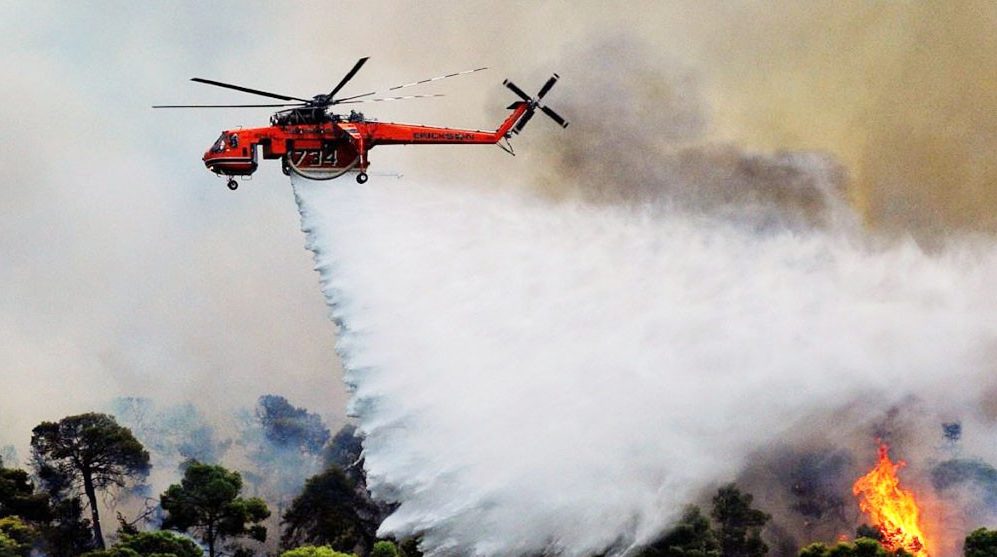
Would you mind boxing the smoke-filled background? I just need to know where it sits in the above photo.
[2,2,997,556]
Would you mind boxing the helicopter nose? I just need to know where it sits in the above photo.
[202,145,223,169]
[202,138,257,177]
[203,150,223,174]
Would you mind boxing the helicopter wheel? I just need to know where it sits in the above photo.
[226,179,239,191]
[356,172,368,184]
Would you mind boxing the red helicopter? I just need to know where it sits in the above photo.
[155,57,568,190]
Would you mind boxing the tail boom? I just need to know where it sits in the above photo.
[368,101,530,146]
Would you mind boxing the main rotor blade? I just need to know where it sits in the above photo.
[503,79,532,102]
[336,66,488,103]
[332,91,377,103]
[540,105,569,128]
[153,103,305,108]
[537,74,559,99]
[190,78,309,102]
[328,57,370,99]
[337,94,445,104]
[389,66,488,91]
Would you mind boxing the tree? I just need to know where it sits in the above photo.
[797,538,911,557]
[398,537,423,557]
[77,549,140,557]
[637,506,720,557]
[784,450,851,538]
[798,542,830,557]
[964,528,997,557]
[372,540,401,557]
[39,497,95,557]
[246,396,331,504]
[711,484,770,557]
[0,463,50,556]
[281,466,381,555]
[81,530,202,557]
[324,425,365,484]
[160,461,270,557]
[30,413,150,549]
[280,545,356,557]
[30,452,96,556]
[0,517,36,557]
[0,465,49,522]
[0,532,22,557]
[855,525,882,542]
[256,395,331,453]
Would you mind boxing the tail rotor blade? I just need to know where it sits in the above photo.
[514,108,536,134]
[503,79,532,102]
[540,105,569,128]
[537,74,559,99]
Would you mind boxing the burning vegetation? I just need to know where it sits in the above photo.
[852,444,929,557]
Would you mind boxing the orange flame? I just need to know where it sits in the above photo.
[852,443,929,557]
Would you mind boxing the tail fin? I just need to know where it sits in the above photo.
[495,101,531,139]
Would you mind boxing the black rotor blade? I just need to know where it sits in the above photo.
[153,103,305,108]
[333,91,377,103]
[537,74,559,99]
[540,105,569,128]
[328,57,370,100]
[514,108,536,134]
[190,78,309,102]
[503,79,532,102]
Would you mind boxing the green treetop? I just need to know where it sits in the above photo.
[160,461,269,557]
[798,537,912,557]
[711,484,771,557]
[281,545,356,557]
[0,516,36,557]
[636,506,720,557]
[81,530,203,557]
[281,466,380,555]
[964,528,997,557]
[0,464,49,522]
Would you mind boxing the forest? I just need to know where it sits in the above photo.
[1,396,994,557]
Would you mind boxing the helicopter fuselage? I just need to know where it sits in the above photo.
[203,104,529,181]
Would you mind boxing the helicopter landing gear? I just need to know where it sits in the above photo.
[356,172,368,184]
[226,179,239,191]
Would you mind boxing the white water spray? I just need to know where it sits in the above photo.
[292,176,997,556]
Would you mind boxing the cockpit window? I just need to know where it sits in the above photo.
[229,134,239,148]
[211,134,227,153]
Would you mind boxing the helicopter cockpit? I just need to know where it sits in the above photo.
[210,134,226,153]
[209,133,239,153]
